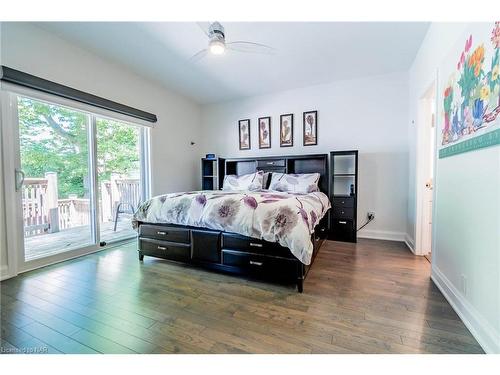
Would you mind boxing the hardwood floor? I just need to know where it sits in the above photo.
[0,239,484,354]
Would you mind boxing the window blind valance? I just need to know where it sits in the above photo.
[0,66,157,124]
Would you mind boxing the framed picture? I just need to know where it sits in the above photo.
[238,119,251,150]
[303,110,318,146]
[280,113,294,147]
[258,116,271,149]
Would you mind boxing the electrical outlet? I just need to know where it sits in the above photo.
[367,212,375,220]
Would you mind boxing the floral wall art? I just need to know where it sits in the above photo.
[238,119,251,150]
[258,116,271,149]
[280,114,294,147]
[439,22,500,158]
[303,111,318,146]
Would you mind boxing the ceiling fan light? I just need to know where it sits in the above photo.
[209,40,226,55]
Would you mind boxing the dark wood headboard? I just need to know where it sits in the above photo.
[223,154,329,195]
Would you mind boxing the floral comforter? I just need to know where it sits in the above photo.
[132,190,331,265]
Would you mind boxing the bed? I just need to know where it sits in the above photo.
[133,154,330,292]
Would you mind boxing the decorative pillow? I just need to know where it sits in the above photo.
[222,171,264,191]
[269,172,320,193]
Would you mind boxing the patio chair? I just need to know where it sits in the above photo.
[113,201,136,231]
[113,178,140,231]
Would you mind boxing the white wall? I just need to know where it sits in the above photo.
[0,22,202,279]
[409,23,500,353]
[201,72,410,241]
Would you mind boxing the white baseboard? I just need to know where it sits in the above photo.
[431,265,500,354]
[404,234,416,254]
[357,229,406,242]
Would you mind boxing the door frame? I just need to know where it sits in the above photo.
[1,90,22,279]
[415,77,438,257]
[1,90,102,274]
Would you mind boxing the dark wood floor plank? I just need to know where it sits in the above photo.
[70,329,136,354]
[1,282,157,332]
[20,322,97,354]
[1,287,210,354]
[1,290,160,353]
[1,319,63,354]
[3,300,82,337]
[0,238,484,354]
[1,306,35,329]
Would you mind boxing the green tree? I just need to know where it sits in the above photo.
[18,97,140,199]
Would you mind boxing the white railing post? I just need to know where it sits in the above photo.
[45,172,59,233]
[110,173,120,221]
[68,194,77,227]
[101,181,112,223]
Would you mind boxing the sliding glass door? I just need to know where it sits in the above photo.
[2,90,150,272]
[18,96,96,261]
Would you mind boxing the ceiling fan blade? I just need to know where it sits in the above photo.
[226,41,275,55]
[196,22,211,37]
[189,49,208,63]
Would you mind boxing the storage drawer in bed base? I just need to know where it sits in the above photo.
[221,233,294,258]
[139,224,190,243]
[139,238,190,262]
[221,249,298,280]
[137,223,317,292]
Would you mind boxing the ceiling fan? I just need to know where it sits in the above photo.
[190,22,275,62]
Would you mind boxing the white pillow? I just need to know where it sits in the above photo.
[222,171,264,191]
[269,172,320,193]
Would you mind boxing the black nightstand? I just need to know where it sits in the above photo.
[201,157,225,190]
[329,150,358,242]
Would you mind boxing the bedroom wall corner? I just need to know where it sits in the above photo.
[408,22,500,354]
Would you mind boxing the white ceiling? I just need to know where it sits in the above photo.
[37,22,430,104]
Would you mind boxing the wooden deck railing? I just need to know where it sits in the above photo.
[57,198,91,230]
[22,172,140,237]
[22,177,49,237]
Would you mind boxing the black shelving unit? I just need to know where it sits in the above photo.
[329,150,358,242]
[201,158,225,190]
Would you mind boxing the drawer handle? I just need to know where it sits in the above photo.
[267,162,274,165]
[341,201,345,204]
[339,221,347,225]
[157,231,167,235]
[249,242,263,248]
[249,260,263,266]
[157,246,167,250]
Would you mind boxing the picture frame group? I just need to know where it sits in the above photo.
[238,111,318,150]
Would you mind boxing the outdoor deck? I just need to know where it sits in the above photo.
[25,216,136,261]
